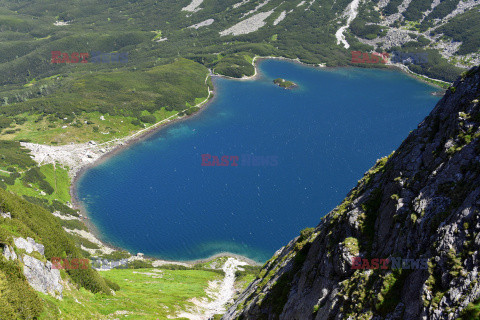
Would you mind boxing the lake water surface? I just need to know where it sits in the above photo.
[77,60,440,262]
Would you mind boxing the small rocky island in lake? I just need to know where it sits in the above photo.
[273,78,297,89]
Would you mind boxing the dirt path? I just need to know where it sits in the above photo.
[177,258,248,320]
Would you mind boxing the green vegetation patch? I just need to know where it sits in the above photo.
[0,140,36,169]
[460,297,480,320]
[212,53,255,78]
[0,59,210,144]
[374,270,410,315]
[4,164,72,205]
[38,263,251,319]
[383,0,404,15]
[434,9,480,55]
[403,0,434,21]
[425,0,460,21]
[0,258,43,319]
[273,78,297,89]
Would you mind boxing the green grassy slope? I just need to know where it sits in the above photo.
[40,267,222,319]
[0,187,115,317]
[0,58,210,144]
[40,261,258,319]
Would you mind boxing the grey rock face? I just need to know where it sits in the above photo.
[22,254,63,297]
[8,237,62,297]
[225,66,480,320]
[14,237,45,255]
[2,245,17,261]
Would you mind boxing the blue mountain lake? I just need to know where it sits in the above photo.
[76,59,440,262]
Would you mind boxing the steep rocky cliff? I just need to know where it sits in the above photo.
[224,66,480,320]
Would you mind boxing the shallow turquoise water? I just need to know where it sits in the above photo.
[77,60,440,262]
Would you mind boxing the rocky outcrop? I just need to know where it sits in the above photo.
[5,237,63,298]
[14,237,45,255]
[2,244,17,261]
[22,254,63,297]
[224,66,480,319]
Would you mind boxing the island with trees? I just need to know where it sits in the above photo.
[273,78,297,89]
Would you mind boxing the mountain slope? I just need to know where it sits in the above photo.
[223,65,480,319]
[0,188,115,318]
[0,0,477,149]
[0,0,476,89]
